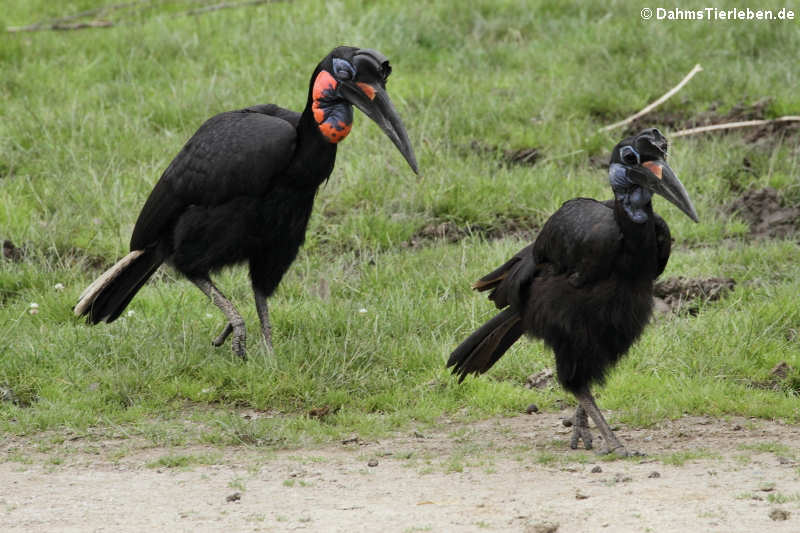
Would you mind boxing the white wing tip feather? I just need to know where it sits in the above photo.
[74,250,145,318]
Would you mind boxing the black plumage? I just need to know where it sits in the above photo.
[75,47,418,358]
[448,129,698,454]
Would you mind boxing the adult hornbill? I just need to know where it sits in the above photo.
[447,129,698,455]
[75,46,418,358]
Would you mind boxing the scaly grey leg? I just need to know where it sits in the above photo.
[190,276,246,359]
[575,386,627,456]
[569,404,593,450]
[253,286,273,352]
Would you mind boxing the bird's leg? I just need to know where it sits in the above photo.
[569,404,593,450]
[252,286,273,352]
[211,323,233,347]
[190,276,247,359]
[574,386,627,456]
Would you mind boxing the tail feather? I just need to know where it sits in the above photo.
[472,255,521,292]
[472,243,536,309]
[74,249,163,323]
[448,308,523,382]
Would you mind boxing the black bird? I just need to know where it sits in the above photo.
[447,129,697,455]
[75,46,418,358]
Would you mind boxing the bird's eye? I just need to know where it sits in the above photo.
[332,58,355,81]
[620,146,640,165]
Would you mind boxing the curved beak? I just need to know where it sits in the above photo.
[339,81,418,174]
[636,160,699,222]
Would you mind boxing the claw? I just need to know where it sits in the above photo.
[212,323,233,347]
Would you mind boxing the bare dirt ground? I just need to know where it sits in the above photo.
[3,412,800,532]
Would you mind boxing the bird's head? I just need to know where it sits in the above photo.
[609,128,698,224]
[308,46,418,173]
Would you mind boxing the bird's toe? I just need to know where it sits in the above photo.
[230,324,247,360]
[570,424,593,450]
[212,323,233,347]
[597,445,643,458]
[232,338,247,359]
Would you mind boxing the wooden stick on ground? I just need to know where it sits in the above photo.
[7,1,143,32]
[6,0,279,33]
[183,0,275,16]
[672,116,800,137]
[600,64,703,133]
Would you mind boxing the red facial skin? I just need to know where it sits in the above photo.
[642,160,663,179]
[312,70,337,101]
[311,71,352,144]
[356,82,376,100]
[317,120,352,142]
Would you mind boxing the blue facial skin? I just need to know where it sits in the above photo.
[316,95,354,131]
[332,58,356,80]
[609,162,653,224]
[316,59,356,133]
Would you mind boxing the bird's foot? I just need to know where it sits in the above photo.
[211,321,246,359]
[595,443,645,458]
[570,423,594,450]
[598,444,628,457]
[212,323,233,347]
[572,387,644,458]
[567,406,592,450]
[231,331,247,359]
[230,323,247,360]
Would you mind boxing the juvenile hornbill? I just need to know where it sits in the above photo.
[447,129,698,455]
[75,46,418,358]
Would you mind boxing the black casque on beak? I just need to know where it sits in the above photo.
[337,50,418,174]
[629,159,699,222]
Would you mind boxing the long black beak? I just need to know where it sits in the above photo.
[636,160,699,222]
[339,81,418,174]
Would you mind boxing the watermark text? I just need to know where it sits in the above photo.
[640,7,795,21]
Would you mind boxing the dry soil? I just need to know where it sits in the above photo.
[3,412,800,532]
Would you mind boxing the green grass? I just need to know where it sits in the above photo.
[1,0,799,450]
[737,442,794,456]
[146,452,222,469]
[767,492,800,505]
[660,449,721,466]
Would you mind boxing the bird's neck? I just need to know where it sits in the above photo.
[280,69,357,189]
[613,198,659,279]
[281,109,338,189]
[615,199,654,234]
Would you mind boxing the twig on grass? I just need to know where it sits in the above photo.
[6,1,144,32]
[183,0,276,16]
[50,21,116,31]
[599,64,703,132]
[672,116,800,137]
[6,0,280,33]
